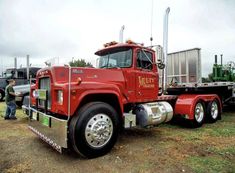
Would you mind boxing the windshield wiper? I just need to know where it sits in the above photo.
[99,65,107,68]
[106,66,120,69]
[100,64,120,69]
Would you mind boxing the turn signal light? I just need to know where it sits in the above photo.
[126,39,135,44]
[77,77,82,85]
[103,41,118,47]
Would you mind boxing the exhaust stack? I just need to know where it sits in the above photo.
[215,55,217,64]
[119,25,125,43]
[26,55,30,80]
[220,54,223,66]
[14,57,18,78]
[163,7,170,94]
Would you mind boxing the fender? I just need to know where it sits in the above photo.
[70,82,125,116]
[174,94,222,120]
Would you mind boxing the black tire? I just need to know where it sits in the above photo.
[0,89,5,101]
[191,100,205,128]
[206,99,221,123]
[69,102,119,158]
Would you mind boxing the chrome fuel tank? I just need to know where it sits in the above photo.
[135,101,173,127]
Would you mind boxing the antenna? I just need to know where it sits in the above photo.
[150,0,154,46]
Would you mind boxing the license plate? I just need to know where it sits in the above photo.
[42,115,50,127]
[32,112,38,120]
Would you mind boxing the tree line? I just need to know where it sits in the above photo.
[69,58,93,67]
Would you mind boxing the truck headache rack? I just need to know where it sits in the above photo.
[28,89,68,153]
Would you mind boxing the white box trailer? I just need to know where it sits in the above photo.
[158,48,201,85]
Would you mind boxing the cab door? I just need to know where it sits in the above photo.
[135,49,158,102]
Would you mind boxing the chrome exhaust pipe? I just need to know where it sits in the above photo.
[163,7,170,94]
[119,25,125,43]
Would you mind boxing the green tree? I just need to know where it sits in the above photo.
[69,58,93,67]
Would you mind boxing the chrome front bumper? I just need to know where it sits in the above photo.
[26,107,68,153]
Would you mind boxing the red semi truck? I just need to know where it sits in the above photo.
[23,8,225,158]
[24,40,222,158]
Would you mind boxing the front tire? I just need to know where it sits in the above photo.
[191,101,205,128]
[69,102,119,158]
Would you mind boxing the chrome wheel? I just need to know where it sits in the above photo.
[207,100,220,123]
[211,101,219,119]
[195,103,204,123]
[85,114,113,148]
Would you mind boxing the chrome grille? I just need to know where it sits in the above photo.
[39,77,51,109]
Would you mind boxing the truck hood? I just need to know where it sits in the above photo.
[46,67,126,86]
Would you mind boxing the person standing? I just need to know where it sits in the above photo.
[4,79,19,120]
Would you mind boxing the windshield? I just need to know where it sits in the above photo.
[98,48,132,68]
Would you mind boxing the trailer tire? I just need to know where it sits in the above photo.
[206,99,220,123]
[191,101,205,128]
[69,102,119,158]
[0,89,5,101]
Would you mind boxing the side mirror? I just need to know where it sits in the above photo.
[155,45,165,69]
[31,79,36,84]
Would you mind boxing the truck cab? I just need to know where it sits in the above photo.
[96,41,159,102]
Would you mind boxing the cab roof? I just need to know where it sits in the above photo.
[95,43,154,56]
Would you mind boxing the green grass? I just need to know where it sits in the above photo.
[184,113,235,173]
[206,146,235,158]
[0,102,25,118]
[0,102,6,117]
[187,156,235,173]
[0,102,27,139]
[208,126,235,137]
[157,112,235,172]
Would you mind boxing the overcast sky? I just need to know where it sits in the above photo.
[0,0,234,77]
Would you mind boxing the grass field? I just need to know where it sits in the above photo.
[0,102,235,173]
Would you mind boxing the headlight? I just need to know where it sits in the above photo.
[57,90,63,105]
[32,90,38,98]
